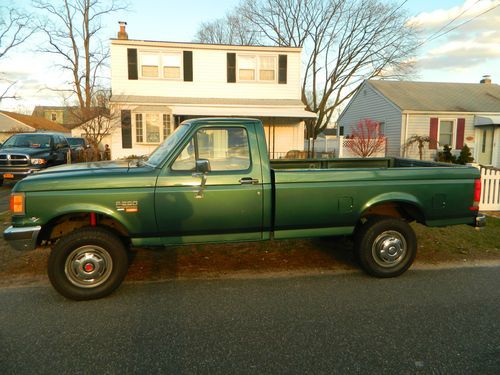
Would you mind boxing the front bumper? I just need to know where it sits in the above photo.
[0,167,43,181]
[3,225,42,251]
[475,214,486,228]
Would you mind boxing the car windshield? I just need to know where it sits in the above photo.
[67,138,85,146]
[145,124,191,167]
[2,134,52,149]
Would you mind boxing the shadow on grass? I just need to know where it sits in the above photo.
[125,236,358,282]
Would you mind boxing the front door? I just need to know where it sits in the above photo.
[155,124,264,242]
[478,127,494,165]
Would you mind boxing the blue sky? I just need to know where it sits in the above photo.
[1,0,499,112]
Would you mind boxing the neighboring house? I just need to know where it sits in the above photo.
[0,111,69,142]
[109,22,315,159]
[338,78,500,167]
[32,106,82,128]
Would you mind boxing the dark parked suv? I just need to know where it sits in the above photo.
[0,133,70,184]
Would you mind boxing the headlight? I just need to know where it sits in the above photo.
[31,158,47,165]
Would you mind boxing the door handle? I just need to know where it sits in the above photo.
[239,177,259,185]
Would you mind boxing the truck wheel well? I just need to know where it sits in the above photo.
[360,202,425,224]
[39,213,130,245]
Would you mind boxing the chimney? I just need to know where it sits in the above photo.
[480,75,492,84]
[117,21,128,40]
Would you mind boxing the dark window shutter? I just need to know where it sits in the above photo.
[227,53,236,83]
[429,117,438,149]
[183,51,193,82]
[456,118,465,149]
[121,110,132,149]
[127,48,138,80]
[278,54,287,84]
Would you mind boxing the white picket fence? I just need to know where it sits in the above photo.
[480,166,500,211]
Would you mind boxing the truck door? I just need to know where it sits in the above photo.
[155,123,264,241]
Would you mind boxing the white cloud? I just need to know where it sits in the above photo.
[411,0,500,74]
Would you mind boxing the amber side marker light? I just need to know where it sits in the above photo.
[10,193,25,215]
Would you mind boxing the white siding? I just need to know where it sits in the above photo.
[338,83,402,157]
[109,108,305,160]
[111,43,301,100]
[262,118,304,157]
[405,114,475,161]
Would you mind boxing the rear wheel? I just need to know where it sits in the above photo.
[355,217,417,278]
[48,227,128,300]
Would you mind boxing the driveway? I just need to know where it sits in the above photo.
[0,181,13,213]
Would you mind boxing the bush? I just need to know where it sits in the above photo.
[436,145,456,163]
[456,144,474,165]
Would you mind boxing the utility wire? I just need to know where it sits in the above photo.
[417,0,500,47]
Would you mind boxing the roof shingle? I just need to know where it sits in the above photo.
[368,80,500,112]
[0,111,68,132]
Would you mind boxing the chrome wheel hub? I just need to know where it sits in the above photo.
[65,245,113,288]
[372,230,407,267]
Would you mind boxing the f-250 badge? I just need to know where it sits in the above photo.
[116,200,138,213]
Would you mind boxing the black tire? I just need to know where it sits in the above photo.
[354,217,417,278]
[48,227,129,300]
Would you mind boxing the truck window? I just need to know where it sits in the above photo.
[172,127,251,171]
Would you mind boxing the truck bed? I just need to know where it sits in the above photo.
[269,157,479,239]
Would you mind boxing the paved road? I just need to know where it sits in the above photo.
[1,267,499,374]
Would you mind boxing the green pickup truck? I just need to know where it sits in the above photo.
[4,118,485,300]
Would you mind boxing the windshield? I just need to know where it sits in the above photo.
[67,138,85,146]
[2,134,52,149]
[146,124,191,167]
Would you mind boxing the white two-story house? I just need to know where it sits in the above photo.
[108,23,315,159]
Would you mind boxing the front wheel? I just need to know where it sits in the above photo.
[355,217,417,278]
[48,227,129,300]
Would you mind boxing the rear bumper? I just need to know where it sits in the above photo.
[3,225,41,251]
[475,214,486,228]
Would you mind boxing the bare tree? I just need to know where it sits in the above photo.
[234,0,418,140]
[194,10,261,45]
[345,119,385,158]
[0,6,37,102]
[404,135,431,160]
[33,0,125,115]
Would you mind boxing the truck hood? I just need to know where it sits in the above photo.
[36,160,135,174]
[13,160,159,192]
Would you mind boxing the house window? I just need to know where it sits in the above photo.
[163,114,173,139]
[51,112,57,121]
[238,55,256,81]
[259,56,276,81]
[135,114,143,142]
[238,55,277,82]
[145,113,161,143]
[439,120,454,147]
[482,129,487,153]
[134,113,173,144]
[140,54,159,77]
[140,52,182,79]
[162,53,181,79]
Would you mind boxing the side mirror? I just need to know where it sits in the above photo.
[195,159,211,174]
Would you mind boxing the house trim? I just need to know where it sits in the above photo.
[111,38,302,53]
